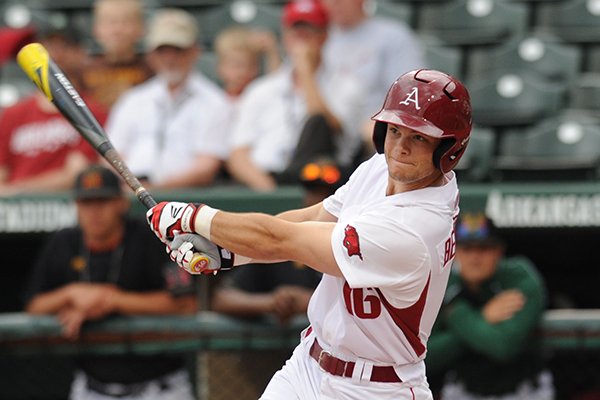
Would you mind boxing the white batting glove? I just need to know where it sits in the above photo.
[168,233,235,275]
[146,201,201,242]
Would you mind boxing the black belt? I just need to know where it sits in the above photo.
[309,339,402,383]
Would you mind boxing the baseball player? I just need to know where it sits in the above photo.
[147,69,472,399]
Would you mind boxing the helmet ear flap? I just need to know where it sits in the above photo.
[373,121,387,154]
[433,138,456,170]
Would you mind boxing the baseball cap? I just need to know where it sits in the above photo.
[282,0,329,29]
[145,8,198,52]
[74,165,123,200]
[455,213,504,246]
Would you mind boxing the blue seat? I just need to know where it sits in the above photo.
[493,112,600,181]
[417,0,529,45]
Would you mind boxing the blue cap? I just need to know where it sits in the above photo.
[455,212,503,246]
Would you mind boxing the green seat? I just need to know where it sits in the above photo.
[422,38,463,79]
[535,0,600,43]
[417,0,529,45]
[195,50,219,84]
[193,1,283,50]
[467,33,582,85]
[455,126,495,182]
[467,72,566,126]
[586,45,600,73]
[569,73,600,117]
[493,112,600,181]
[365,0,414,26]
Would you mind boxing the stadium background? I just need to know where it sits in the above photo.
[0,0,599,399]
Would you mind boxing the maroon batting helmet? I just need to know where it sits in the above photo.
[372,69,472,173]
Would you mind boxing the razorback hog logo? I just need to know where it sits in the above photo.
[343,225,363,260]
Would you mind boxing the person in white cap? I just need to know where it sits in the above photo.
[106,8,232,189]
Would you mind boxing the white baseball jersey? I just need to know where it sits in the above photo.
[309,153,459,379]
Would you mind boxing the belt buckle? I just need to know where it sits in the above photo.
[317,349,332,371]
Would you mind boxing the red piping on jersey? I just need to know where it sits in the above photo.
[375,273,431,357]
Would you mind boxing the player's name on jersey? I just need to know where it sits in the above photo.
[0,199,76,233]
[486,190,600,228]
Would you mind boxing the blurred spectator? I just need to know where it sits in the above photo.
[0,27,105,196]
[82,0,153,109]
[106,8,232,189]
[214,25,281,103]
[212,262,321,325]
[226,0,365,194]
[321,0,425,155]
[24,165,197,400]
[426,212,554,399]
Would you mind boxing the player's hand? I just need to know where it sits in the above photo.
[146,201,201,242]
[168,233,234,275]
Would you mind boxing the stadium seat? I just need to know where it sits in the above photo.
[568,73,600,117]
[467,72,566,126]
[364,0,414,27]
[493,112,600,181]
[417,0,529,46]
[534,0,600,43]
[422,35,464,79]
[193,1,283,50]
[195,50,219,84]
[454,126,495,182]
[586,45,600,73]
[466,33,582,85]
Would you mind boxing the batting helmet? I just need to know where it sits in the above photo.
[372,69,472,173]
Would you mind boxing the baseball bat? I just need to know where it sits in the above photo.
[16,42,155,208]
[16,43,209,272]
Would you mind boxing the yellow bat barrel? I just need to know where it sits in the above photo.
[16,43,53,101]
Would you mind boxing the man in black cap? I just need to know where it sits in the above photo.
[25,164,197,399]
[426,212,554,400]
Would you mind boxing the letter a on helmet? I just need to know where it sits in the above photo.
[371,69,472,173]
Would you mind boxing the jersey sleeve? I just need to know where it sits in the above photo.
[323,157,372,217]
[330,213,430,307]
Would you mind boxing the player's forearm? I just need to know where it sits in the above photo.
[206,211,291,262]
[194,208,342,276]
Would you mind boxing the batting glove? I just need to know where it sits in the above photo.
[146,201,202,242]
[168,233,235,275]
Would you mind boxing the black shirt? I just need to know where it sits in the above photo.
[25,217,193,384]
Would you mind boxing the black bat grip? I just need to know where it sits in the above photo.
[138,190,157,209]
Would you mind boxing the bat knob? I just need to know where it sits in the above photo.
[188,253,211,274]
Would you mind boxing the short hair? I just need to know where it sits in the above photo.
[93,0,144,22]
[214,26,261,60]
